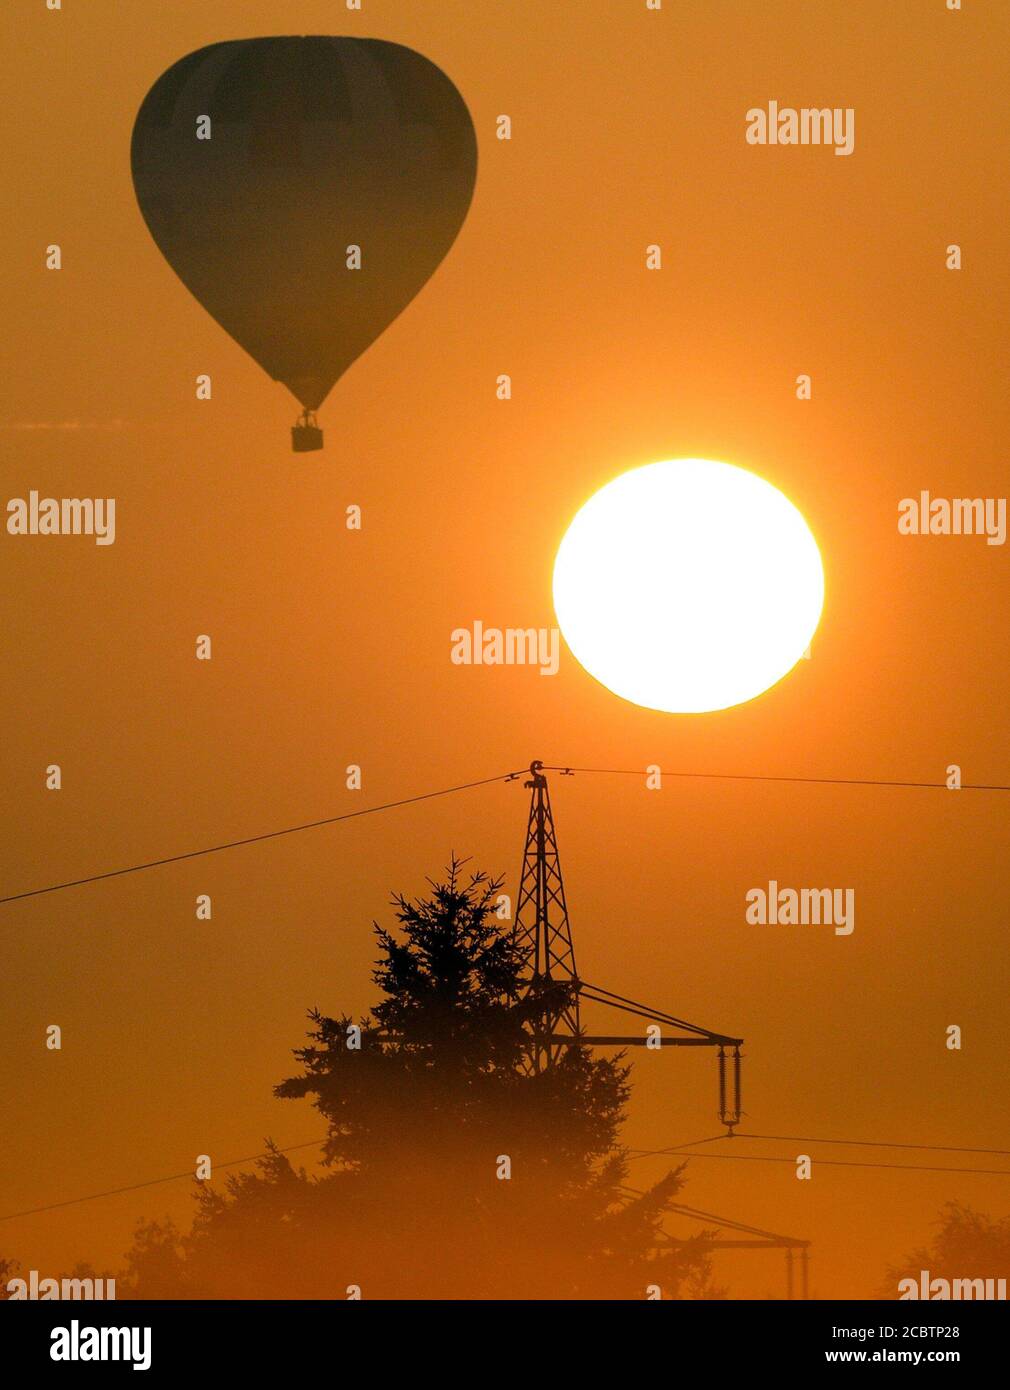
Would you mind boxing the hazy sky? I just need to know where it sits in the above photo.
[2,0,1008,1298]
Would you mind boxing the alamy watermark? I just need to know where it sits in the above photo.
[898,492,1006,545]
[899,1271,1007,1300]
[5,491,116,545]
[6,1270,116,1300]
[450,621,560,676]
[746,102,855,157]
[746,881,855,936]
[50,1320,151,1372]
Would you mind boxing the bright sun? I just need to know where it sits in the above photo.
[552,458,824,714]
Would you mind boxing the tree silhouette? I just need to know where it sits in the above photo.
[884,1202,1010,1297]
[0,1258,19,1300]
[122,860,716,1299]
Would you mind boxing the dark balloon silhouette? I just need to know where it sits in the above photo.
[131,37,477,452]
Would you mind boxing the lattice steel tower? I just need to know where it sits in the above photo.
[508,758,744,1125]
[512,760,580,1068]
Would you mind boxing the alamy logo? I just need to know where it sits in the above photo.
[898,492,1006,546]
[746,102,855,156]
[6,1270,115,1300]
[5,491,116,545]
[450,621,560,676]
[899,1270,1007,1300]
[746,881,855,936]
[50,1319,151,1371]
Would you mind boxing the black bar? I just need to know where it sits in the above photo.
[3,1297,1002,1376]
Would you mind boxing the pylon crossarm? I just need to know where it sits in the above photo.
[666,1201,809,1247]
[661,1237,800,1250]
[547,1034,728,1047]
[579,985,740,1045]
[578,979,739,1040]
[620,1191,810,1265]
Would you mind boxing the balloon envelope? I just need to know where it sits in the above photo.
[131,37,477,414]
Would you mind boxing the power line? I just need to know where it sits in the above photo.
[541,765,1010,793]
[11,1117,1005,1228]
[0,1138,327,1224]
[625,1134,727,1157]
[7,758,1005,908]
[627,1151,1010,1177]
[627,1134,1010,1159]
[733,1133,1010,1158]
[0,770,524,906]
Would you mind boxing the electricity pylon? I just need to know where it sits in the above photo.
[660,1202,811,1299]
[512,760,580,1069]
[511,759,744,1130]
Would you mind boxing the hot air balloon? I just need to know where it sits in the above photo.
[131,37,477,452]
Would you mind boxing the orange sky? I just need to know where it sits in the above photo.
[2,0,1009,1298]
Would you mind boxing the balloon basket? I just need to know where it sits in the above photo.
[292,411,324,453]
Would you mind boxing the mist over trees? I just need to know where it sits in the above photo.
[884,1203,1010,1299]
[7,871,1005,1298]
[0,1258,19,1300]
[118,861,718,1299]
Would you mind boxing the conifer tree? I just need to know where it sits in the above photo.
[122,861,716,1299]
